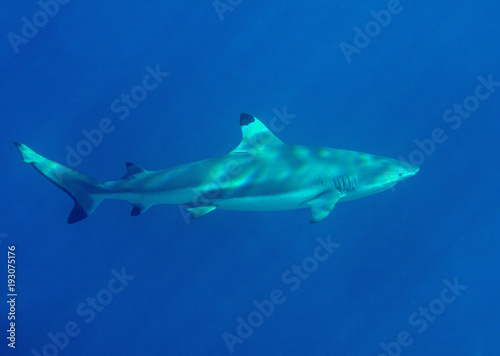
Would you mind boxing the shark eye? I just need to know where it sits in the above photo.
[398,171,404,177]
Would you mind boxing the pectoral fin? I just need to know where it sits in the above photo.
[307,191,343,223]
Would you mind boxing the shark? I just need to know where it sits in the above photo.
[14,113,419,224]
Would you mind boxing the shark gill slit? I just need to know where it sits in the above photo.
[333,175,358,193]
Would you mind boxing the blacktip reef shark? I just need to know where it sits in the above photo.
[14,113,419,224]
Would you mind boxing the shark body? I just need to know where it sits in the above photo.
[15,113,419,224]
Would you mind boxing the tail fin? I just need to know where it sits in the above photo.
[14,142,104,224]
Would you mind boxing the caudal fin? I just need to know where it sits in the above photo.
[14,142,104,224]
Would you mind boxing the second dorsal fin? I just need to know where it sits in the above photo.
[122,162,147,179]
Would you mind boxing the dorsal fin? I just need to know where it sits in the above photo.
[122,162,147,179]
[231,113,284,153]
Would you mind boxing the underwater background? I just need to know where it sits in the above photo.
[1,1,500,355]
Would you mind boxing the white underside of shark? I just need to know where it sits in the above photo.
[15,113,419,224]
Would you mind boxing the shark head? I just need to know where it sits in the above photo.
[363,157,419,191]
[396,160,420,181]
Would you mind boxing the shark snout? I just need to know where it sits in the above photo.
[399,162,420,180]
[409,164,420,177]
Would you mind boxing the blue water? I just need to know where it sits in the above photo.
[1,1,500,355]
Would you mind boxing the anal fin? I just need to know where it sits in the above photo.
[130,204,151,216]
